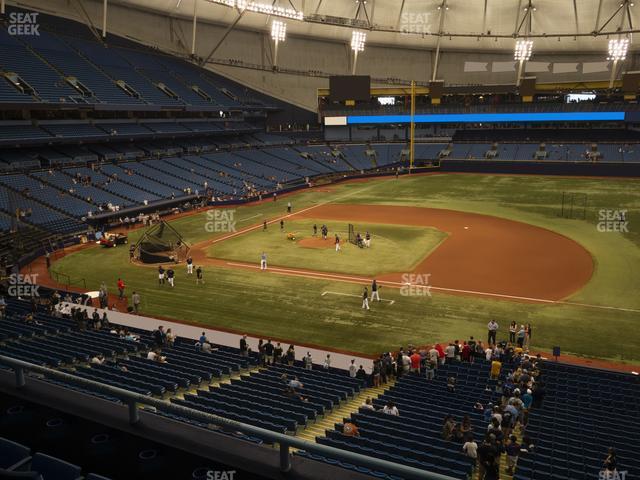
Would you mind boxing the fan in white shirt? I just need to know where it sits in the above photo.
[463,439,478,459]
[349,359,357,378]
[361,397,375,410]
[382,401,399,416]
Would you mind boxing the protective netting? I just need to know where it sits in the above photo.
[134,221,190,264]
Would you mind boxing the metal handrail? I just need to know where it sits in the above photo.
[48,270,87,289]
[0,354,458,480]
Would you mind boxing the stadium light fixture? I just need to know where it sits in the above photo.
[208,0,304,21]
[350,30,366,75]
[271,20,286,69]
[351,30,366,52]
[608,38,629,61]
[514,39,533,61]
[271,20,286,42]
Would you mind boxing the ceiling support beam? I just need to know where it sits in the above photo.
[396,0,406,29]
[191,0,198,55]
[203,7,246,65]
[482,0,488,34]
[626,1,634,29]
[596,2,626,34]
[102,0,108,38]
[594,0,604,32]
[513,0,523,34]
[431,0,448,82]
[572,0,579,36]
[354,0,371,28]
[515,0,534,37]
[71,0,103,43]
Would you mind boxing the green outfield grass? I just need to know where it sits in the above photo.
[206,219,447,276]
[50,173,640,363]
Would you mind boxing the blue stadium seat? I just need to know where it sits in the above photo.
[0,437,31,470]
[30,453,82,480]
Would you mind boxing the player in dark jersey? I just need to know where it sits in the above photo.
[196,266,204,284]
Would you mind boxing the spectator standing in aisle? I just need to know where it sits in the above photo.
[303,351,313,369]
[349,359,357,378]
[487,320,499,345]
[131,291,141,313]
[264,339,275,365]
[240,335,248,357]
[323,354,331,369]
[509,321,517,343]
[274,342,283,363]
[286,344,296,366]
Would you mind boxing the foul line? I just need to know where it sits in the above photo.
[322,290,395,305]
[239,213,263,221]
[207,182,380,247]
[224,261,640,314]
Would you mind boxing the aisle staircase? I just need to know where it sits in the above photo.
[297,379,394,442]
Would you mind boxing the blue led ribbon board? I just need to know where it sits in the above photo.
[346,111,626,124]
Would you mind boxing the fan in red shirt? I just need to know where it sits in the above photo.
[461,342,471,362]
[435,344,446,365]
[343,421,359,437]
[117,278,126,299]
[410,351,421,373]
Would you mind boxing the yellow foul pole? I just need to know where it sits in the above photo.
[409,80,416,171]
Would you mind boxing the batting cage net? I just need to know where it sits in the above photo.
[134,221,190,264]
[348,224,357,245]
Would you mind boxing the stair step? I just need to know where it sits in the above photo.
[295,379,397,443]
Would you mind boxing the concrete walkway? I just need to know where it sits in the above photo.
[68,303,374,371]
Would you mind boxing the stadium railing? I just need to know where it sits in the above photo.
[0,354,457,480]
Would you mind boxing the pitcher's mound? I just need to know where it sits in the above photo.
[298,237,334,249]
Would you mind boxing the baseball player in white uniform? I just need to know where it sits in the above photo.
[362,287,370,310]
[371,279,381,302]
[260,252,267,270]
[335,234,341,252]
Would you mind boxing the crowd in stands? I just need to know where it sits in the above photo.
[1,289,635,480]
[322,319,548,479]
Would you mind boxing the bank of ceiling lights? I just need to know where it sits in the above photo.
[209,0,303,20]
[351,30,366,52]
[608,38,630,61]
[514,39,533,61]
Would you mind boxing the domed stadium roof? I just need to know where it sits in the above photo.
[128,0,637,53]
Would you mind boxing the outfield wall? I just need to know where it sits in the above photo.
[440,160,640,177]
